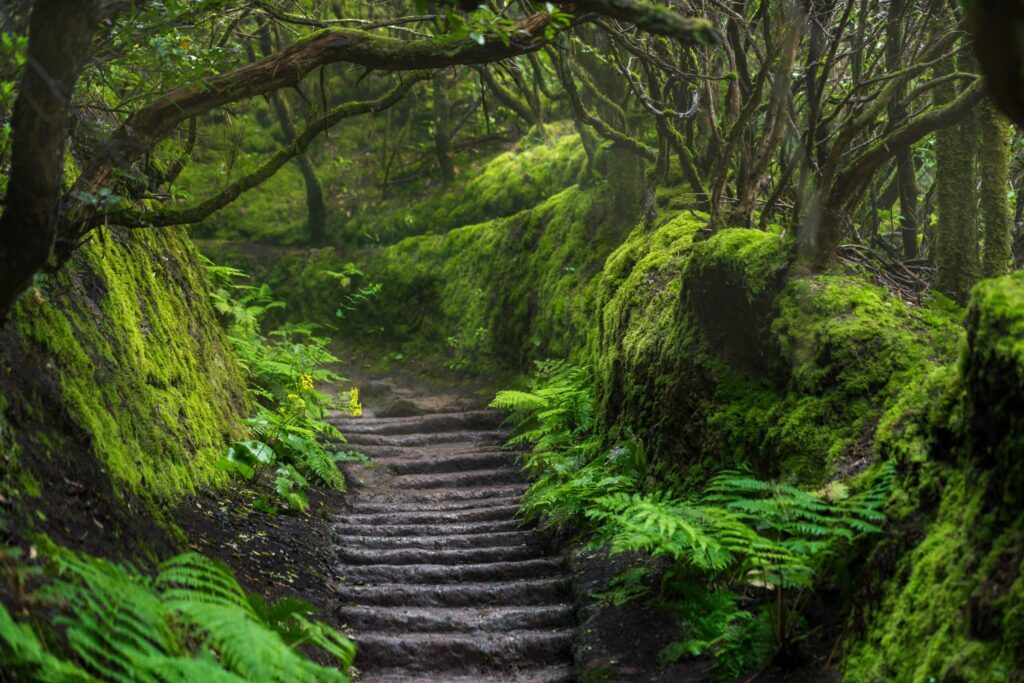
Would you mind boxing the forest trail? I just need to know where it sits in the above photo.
[328,403,576,683]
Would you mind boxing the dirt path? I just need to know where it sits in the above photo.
[328,405,576,682]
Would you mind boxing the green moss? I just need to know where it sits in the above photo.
[341,122,586,246]
[9,229,249,509]
[685,228,792,301]
[345,180,618,374]
[961,271,1024,471]
[844,468,1023,682]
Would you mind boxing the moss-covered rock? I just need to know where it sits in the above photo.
[0,228,249,552]
[840,273,1024,682]
[961,271,1024,472]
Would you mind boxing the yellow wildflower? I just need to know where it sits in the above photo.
[348,387,363,417]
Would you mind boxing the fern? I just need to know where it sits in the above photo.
[205,259,361,511]
[491,359,895,679]
[1,545,355,682]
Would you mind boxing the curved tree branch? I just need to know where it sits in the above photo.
[113,72,430,230]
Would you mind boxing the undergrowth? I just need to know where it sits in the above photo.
[0,542,354,681]
[492,361,893,679]
[205,260,366,512]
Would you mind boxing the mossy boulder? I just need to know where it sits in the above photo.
[962,271,1024,472]
[0,228,249,553]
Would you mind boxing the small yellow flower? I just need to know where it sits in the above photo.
[347,387,363,417]
[299,374,315,391]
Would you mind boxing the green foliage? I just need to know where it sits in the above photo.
[657,584,773,680]
[0,545,354,682]
[492,361,639,527]
[204,260,361,511]
[495,361,892,678]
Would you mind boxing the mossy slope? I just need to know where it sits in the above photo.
[341,123,586,246]
[338,178,630,373]
[0,228,249,552]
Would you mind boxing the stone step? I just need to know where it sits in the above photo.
[348,495,522,513]
[392,468,527,490]
[332,578,572,608]
[337,544,554,566]
[350,484,528,505]
[331,410,504,434]
[335,503,520,526]
[338,557,566,584]
[340,431,507,448]
[357,666,574,683]
[335,605,575,634]
[342,531,538,551]
[386,451,518,475]
[350,629,575,673]
[336,518,524,538]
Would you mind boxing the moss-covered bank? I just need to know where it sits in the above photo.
[0,228,249,554]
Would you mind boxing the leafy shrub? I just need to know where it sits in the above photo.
[205,260,363,511]
[0,543,354,681]
[492,361,893,679]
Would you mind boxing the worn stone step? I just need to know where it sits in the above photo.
[333,578,572,607]
[393,468,528,489]
[350,629,575,672]
[386,451,518,475]
[340,430,507,448]
[335,605,575,634]
[357,666,575,683]
[339,557,566,584]
[348,495,522,513]
[336,518,524,538]
[335,443,513,460]
[337,544,553,566]
[351,484,528,505]
[342,531,539,551]
[330,410,504,434]
[335,503,519,526]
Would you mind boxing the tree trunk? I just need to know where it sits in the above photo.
[886,0,919,259]
[0,0,100,321]
[979,98,1013,278]
[433,72,456,187]
[934,53,980,303]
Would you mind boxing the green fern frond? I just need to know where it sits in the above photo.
[2,546,355,683]
[156,553,253,613]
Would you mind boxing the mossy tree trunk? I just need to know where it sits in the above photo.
[978,98,1013,278]
[433,71,456,187]
[934,51,980,304]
